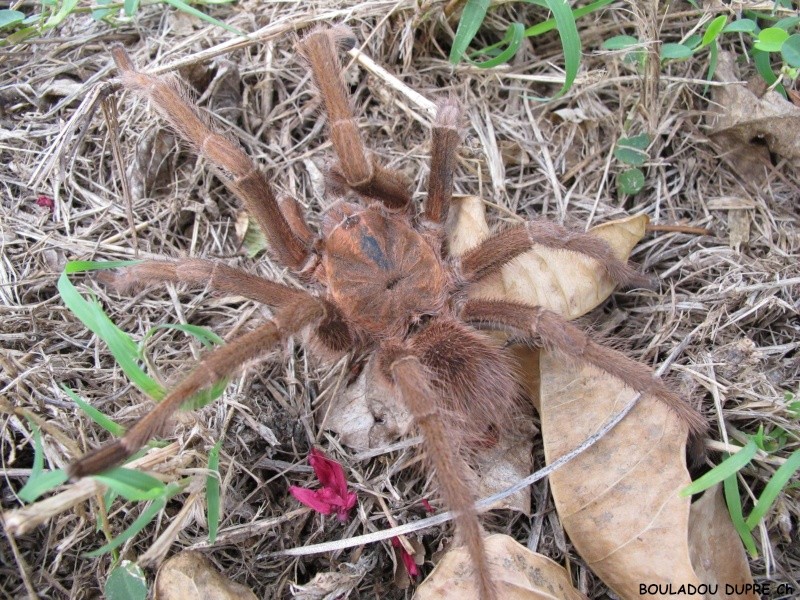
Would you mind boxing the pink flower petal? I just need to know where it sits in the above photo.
[309,448,349,497]
[391,536,419,578]
[288,486,334,515]
[420,498,435,513]
[36,196,54,211]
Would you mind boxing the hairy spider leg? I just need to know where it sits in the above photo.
[110,47,310,270]
[461,299,707,436]
[459,219,647,286]
[68,296,326,478]
[298,26,411,210]
[424,98,462,226]
[382,349,498,600]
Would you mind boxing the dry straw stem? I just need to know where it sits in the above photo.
[2,1,798,598]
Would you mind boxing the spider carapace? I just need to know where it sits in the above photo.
[67,25,706,600]
[321,204,448,335]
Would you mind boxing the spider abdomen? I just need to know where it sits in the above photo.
[323,207,448,336]
[410,319,521,445]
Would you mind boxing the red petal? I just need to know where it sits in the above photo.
[420,498,435,513]
[288,486,334,515]
[309,448,349,497]
[391,537,419,578]
[36,195,54,210]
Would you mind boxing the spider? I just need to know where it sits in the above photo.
[68,25,706,600]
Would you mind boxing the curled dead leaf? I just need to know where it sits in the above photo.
[414,534,587,600]
[689,485,758,600]
[155,551,257,600]
[709,51,800,185]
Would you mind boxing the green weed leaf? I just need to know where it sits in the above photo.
[0,9,25,29]
[602,35,638,50]
[105,561,147,600]
[754,27,790,53]
[723,19,758,34]
[661,43,692,61]
[781,34,800,67]
[616,168,645,196]
[700,15,727,49]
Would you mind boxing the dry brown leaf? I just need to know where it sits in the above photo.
[540,355,700,598]
[291,554,376,599]
[155,551,257,600]
[414,534,587,600]
[324,357,413,451]
[689,485,758,600]
[709,51,800,184]
[448,196,649,319]
[446,196,754,597]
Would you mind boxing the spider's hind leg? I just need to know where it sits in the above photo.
[461,299,708,437]
[297,27,411,210]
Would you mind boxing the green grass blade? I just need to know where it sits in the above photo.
[525,0,614,38]
[450,0,491,64]
[528,0,581,101]
[724,475,758,557]
[680,440,758,497]
[744,449,800,529]
[18,469,68,502]
[61,385,126,436]
[475,23,525,68]
[84,488,176,557]
[752,48,786,96]
[206,439,223,543]
[140,322,229,410]
[161,0,244,36]
[18,420,68,502]
[59,261,165,400]
[143,323,225,350]
[93,467,167,502]
[43,0,78,30]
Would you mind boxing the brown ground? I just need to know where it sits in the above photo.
[1,1,798,598]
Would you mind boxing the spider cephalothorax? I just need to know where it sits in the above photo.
[68,26,706,600]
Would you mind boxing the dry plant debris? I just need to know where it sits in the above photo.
[1,1,798,599]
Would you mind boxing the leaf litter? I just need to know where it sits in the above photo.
[1,1,798,599]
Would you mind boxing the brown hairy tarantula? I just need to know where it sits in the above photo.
[68,26,706,600]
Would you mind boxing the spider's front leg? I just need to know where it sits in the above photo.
[458,219,648,287]
[68,295,327,478]
[379,343,497,600]
[298,27,411,210]
[461,299,708,436]
[110,47,310,270]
